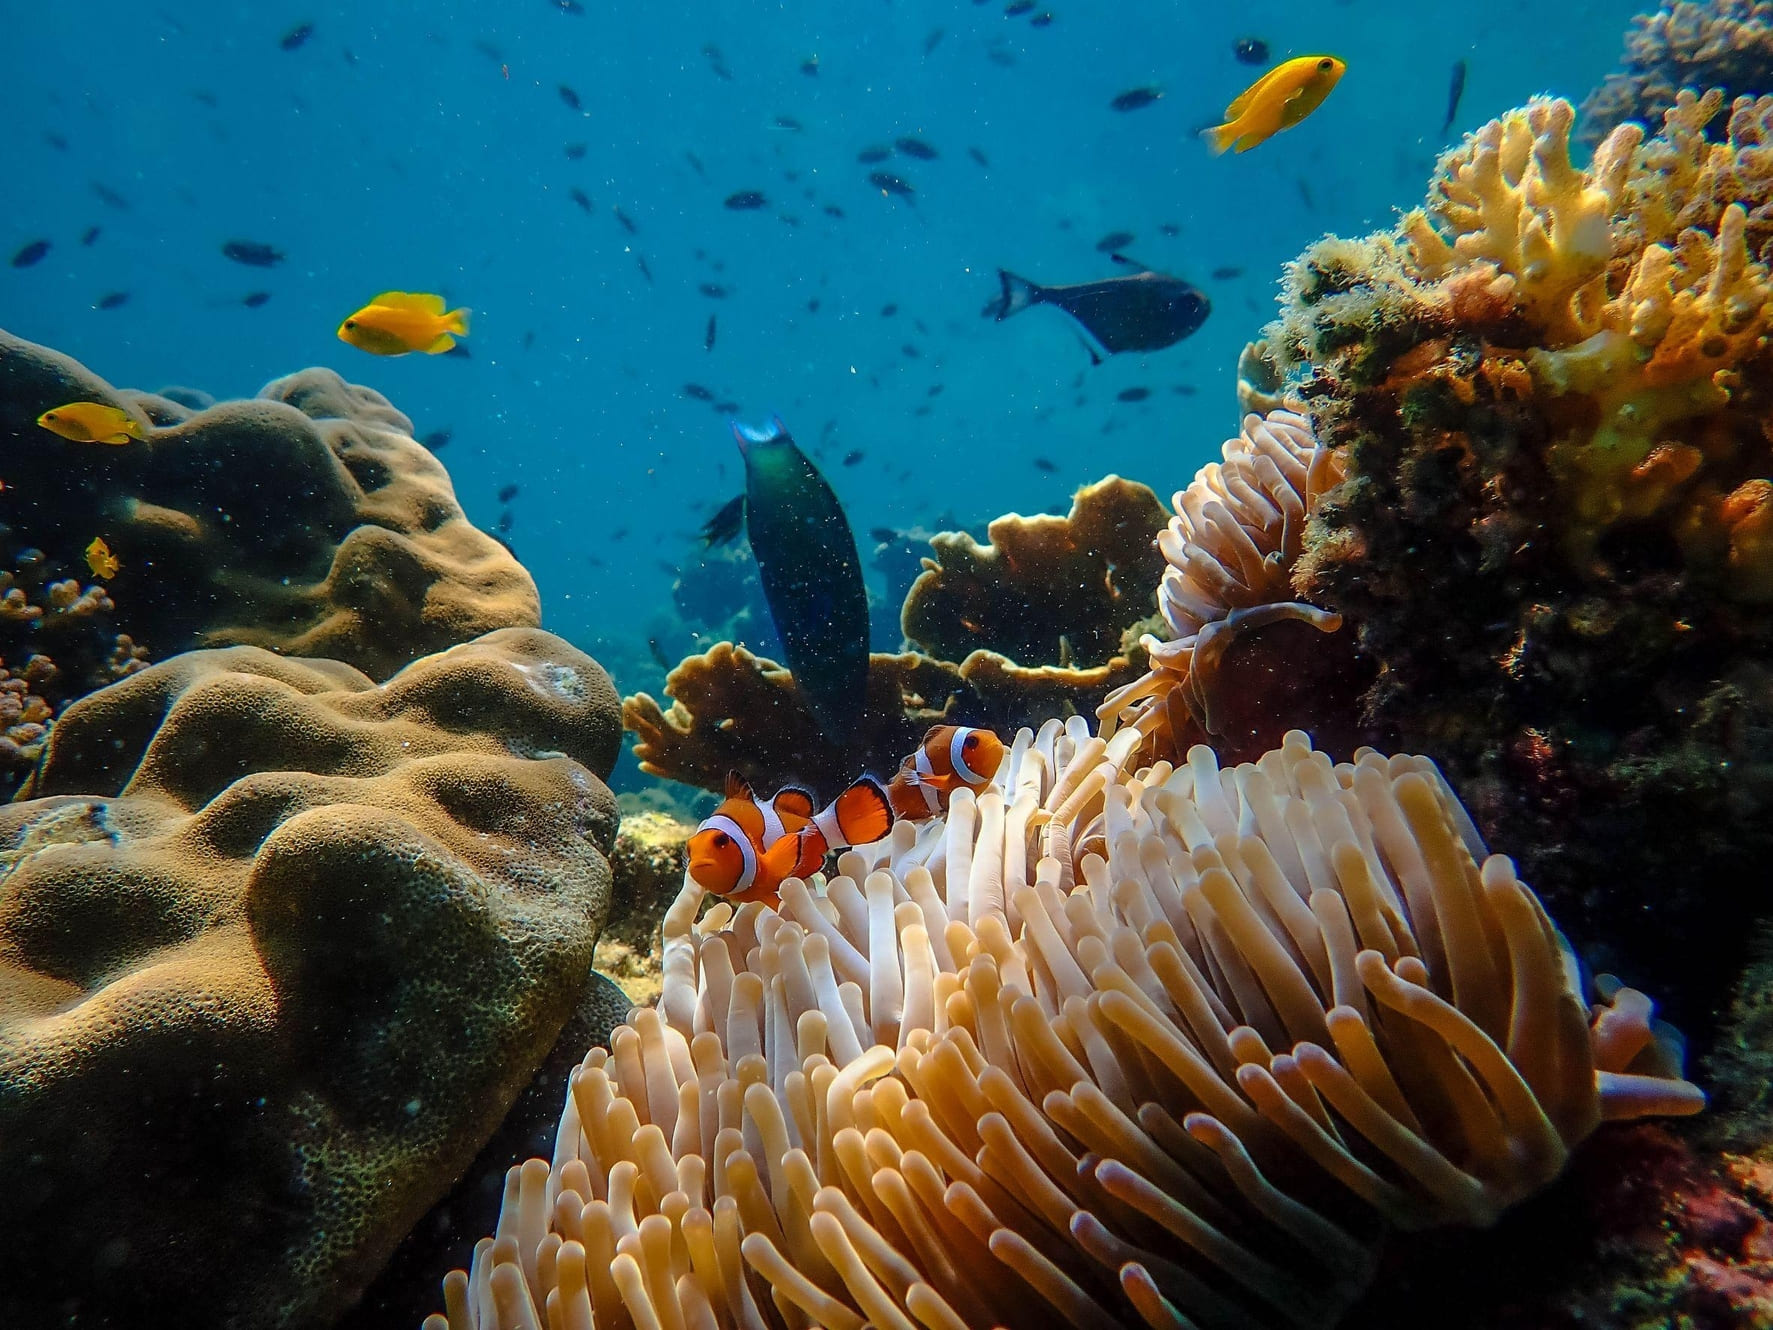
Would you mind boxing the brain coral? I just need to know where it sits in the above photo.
[428,718,1700,1330]
[0,328,538,681]
[1582,1,1773,145]
[0,626,621,1330]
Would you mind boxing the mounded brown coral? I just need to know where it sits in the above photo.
[1582,1,1773,145]
[0,627,621,1330]
[0,328,538,681]
[427,721,1700,1330]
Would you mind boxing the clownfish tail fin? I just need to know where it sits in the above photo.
[816,776,894,850]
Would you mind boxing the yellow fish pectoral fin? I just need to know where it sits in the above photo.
[372,291,448,314]
[1223,64,1287,120]
[424,333,457,354]
[447,307,471,336]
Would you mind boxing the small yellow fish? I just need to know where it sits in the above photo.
[1203,55,1346,155]
[37,401,144,444]
[85,536,120,580]
[337,291,471,356]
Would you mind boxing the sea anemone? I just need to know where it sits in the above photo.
[426,719,1700,1330]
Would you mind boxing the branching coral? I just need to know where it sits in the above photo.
[1582,1,1773,146]
[1097,411,1369,764]
[428,721,1700,1330]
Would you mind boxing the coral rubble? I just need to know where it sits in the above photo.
[0,627,621,1330]
[0,328,539,682]
[597,809,697,1006]
[427,721,1700,1330]
[1582,1,1773,145]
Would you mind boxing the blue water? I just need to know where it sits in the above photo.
[2,0,1641,776]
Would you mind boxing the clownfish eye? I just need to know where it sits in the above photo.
[1317,58,1334,70]
[963,734,979,749]
[713,831,730,848]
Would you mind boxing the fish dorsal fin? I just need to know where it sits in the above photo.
[773,786,816,819]
[919,724,951,748]
[1224,63,1288,120]
[373,290,447,313]
[1108,253,1157,273]
[724,770,757,802]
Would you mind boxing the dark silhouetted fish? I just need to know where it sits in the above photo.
[684,383,716,401]
[881,303,898,317]
[570,187,593,213]
[1234,36,1269,65]
[614,206,637,234]
[923,27,946,54]
[1031,11,1054,26]
[823,204,845,219]
[968,146,990,168]
[222,239,283,266]
[1111,86,1162,112]
[497,483,519,503]
[553,0,585,13]
[841,449,864,466]
[647,637,670,669]
[699,494,746,548]
[986,44,1017,67]
[685,151,706,177]
[11,239,50,268]
[559,84,582,111]
[699,282,729,299]
[421,428,452,450]
[635,253,653,283]
[869,172,915,201]
[774,114,803,131]
[800,54,819,76]
[895,136,937,159]
[725,190,768,210]
[612,527,629,541]
[279,22,314,51]
[986,256,1210,360]
[1442,59,1467,136]
[95,291,129,310]
[564,141,587,159]
[1033,456,1057,472]
[81,226,101,246]
[1211,265,1243,280]
[901,344,921,359]
[1117,386,1150,402]
[857,145,892,163]
[523,330,536,349]
[92,182,130,210]
[43,130,68,151]
[712,400,740,414]
[735,416,868,740]
[473,39,503,62]
[1095,230,1135,253]
[703,43,733,80]
[705,314,718,351]
[496,511,514,535]
[1005,0,1034,13]
[243,291,271,307]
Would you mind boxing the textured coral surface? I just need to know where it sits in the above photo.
[1583,1,1773,146]
[0,328,539,681]
[0,627,620,1330]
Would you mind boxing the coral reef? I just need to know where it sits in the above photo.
[1582,1,1773,146]
[0,328,538,681]
[427,720,1699,1330]
[0,627,621,1330]
[597,809,697,1006]
[1239,93,1773,1023]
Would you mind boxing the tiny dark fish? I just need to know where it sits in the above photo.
[1174,383,1198,396]
[881,303,898,317]
[1442,58,1467,136]
[985,44,1017,67]
[92,182,130,210]
[647,637,670,669]
[895,136,938,160]
[614,206,637,234]
[683,383,716,401]
[95,291,130,310]
[341,46,356,64]
[522,330,536,350]
[569,187,593,213]
[923,27,946,54]
[193,89,219,107]
[498,483,520,504]
[725,190,768,211]
[968,146,990,168]
[705,314,718,351]
[421,429,452,450]
[222,239,283,267]
[927,384,945,397]
[1116,386,1150,402]
[703,43,733,80]
[1297,177,1315,210]
[473,39,503,62]
[1005,0,1034,13]
[700,282,729,299]
[10,240,50,269]
[869,171,916,200]
[712,400,740,414]
[901,343,921,359]
[800,54,819,76]
[43,131,68,151]
[823,204,845,219]
[564,141,587,159]
[774,114,804,131]
[559,84,582,111]
[685,151,706,177]
[1030,11,1054,26]
[1210,265,1243,281]
[1110,86,1162,112]
[496,511,514,535]
[80,226,101,246]
[807,298,822,313]
[699,494,747,548]
[1095,230,1135,253]
[279,22,314,51]
[1233,36,1269,65]
[612,528,629,541]
[841,449,865,467]
[634,252,653,283]
[243,290,271,308]
[1033,456,1058,473]
[554,0,585,13]
[986,257,1210,360]
[857,145,892,164]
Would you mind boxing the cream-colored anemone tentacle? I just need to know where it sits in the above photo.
[431,723,1702,1330]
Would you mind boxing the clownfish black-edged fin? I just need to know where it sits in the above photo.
[788,826,827,880]
[772,786,817,819]
[760,830,817,884]
[724,770,757,802]
[832,776,894,846]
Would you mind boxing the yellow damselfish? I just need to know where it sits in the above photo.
[337,291,471,356]
[37,401,144,444]
[85,536,120,580]
[1203,54,1346,155]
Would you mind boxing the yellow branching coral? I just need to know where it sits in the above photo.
[428,721,1700,1330]
[1097,411,1347,756]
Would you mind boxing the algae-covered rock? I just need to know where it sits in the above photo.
[0,626,620,1330]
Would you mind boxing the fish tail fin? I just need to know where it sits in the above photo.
[988,269,1041,321]
[448,307,471,336]
[815,777,894,849]
[1200,122,1237,156]
[424,333,457,354]
[731,415,788,452]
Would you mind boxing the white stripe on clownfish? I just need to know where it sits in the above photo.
[950,726,984,783]
[698,813,757,893]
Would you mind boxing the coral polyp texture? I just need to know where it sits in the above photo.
[428,720,1700,1330]
[1256,93,1773,1017]
[0,627,621,1330]
[1582,1,1773,145]
[0,328,539,681]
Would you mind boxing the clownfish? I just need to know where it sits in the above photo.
[687,772,894,905]
[887,725,1006,821]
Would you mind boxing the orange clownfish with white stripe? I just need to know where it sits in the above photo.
[886,725,1006,821]
[687,772,895,906]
